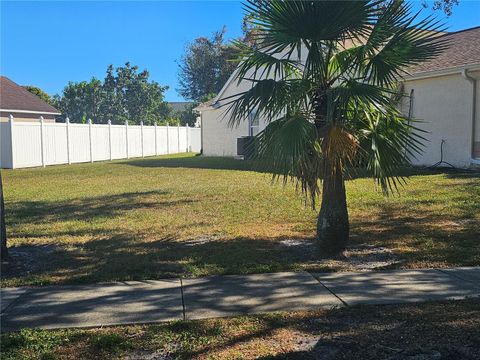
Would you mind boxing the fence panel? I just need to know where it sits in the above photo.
[156,126,168,155]
[143,126,156,156]
[12,122,43,168]
[168,126,179,154]
[179,127,187,153]
[69,124,91,163]
[128,125,142,158]
[111,125,127,159]
[1,118,201,169]
[44,123,68,165]
[92,125,110,161]
[190,128,202,153]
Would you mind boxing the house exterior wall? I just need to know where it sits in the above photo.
[0,112,56,122]
[200,67,270,157]
[202,67,479,167]
[201,108,248,156]
[402,70,479,167]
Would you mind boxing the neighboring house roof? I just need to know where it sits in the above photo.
[169,101,193,113]
[193,98,216,112]
[408,26,480,76]
[0,76,61,115]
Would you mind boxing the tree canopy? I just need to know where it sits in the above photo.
[177,27,239,102]
[54,63,170,124]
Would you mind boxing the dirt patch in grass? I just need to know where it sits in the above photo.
[1,299,479,359]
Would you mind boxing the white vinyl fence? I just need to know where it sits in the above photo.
[0,116,202,169]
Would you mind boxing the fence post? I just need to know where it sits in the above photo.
[125,120,129,159]
[108,120,112,161]
[40,116,46,167]
[177,123,180,154]
[140,121,144,158]
[8,115,15,169]
[186,124,190,152]
[166,122,170,154]
[66,117,71,165]
[88,119,93,163]
[154,122,158,156]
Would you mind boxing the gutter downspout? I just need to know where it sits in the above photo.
[462,69,477,162]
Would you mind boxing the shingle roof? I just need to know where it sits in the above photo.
[408,26,480,75]
[169,102,193,113]
[0,76,60,114]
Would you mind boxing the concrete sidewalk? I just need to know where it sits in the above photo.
[1,267,479,332]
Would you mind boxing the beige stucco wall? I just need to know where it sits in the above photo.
[0,112,56,122]
[401,71,479,167]
[203,63,479,166]
[200,66,271,157]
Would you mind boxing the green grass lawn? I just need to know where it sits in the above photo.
[2,153,479,287]
[1,299,479,359]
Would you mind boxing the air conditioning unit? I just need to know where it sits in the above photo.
[237,136,255,160]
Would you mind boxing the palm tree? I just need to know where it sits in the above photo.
[225,0,447,255]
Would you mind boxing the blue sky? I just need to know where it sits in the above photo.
[1,1,479,102]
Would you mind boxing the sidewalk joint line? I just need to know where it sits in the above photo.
[307,272,349,307]
[0,289,30,316]
[180,278,186,321]
[436,268,480,288]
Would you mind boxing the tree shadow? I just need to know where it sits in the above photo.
[123,156,262,172]
[122,155,480,179]
[172,299,480,359]
[6,190,187,227]
[349,175,480,267]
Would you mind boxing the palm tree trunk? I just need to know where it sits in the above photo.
[0,170,8,260]
[317,161,349,255]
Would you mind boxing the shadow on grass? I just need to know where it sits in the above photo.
[2,168,479,285]
[159,300,479,359]
[5,190,191,226]
[2,299,478,358]
[123,155,480,178]
[123,156,262,172]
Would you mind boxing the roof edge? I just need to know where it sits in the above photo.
[0,108,62,116]
[404,63,480,81]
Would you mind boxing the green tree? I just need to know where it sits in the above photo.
[54,78,103,123]
[54,63,170,124]
[178,27,239,102]
[227,0,447,255]
[23,85,55,106]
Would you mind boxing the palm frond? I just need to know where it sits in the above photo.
[243,0,379,52]
[354,104,427,194]
[252,113,322,207]
[363,1,449,86]
[231,40,302,81]
[222,78,312,126]
[325,80,393,123]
